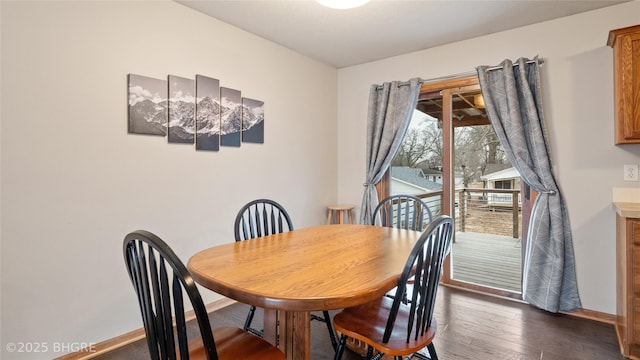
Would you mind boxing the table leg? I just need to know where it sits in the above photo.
[263,309,311,360]
[285,311,310,360]
[263,309,279,347]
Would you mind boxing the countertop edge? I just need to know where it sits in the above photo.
[614,202,640,218]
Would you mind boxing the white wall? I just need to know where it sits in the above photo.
[337,1,640,315]
[0,1,337,358]
[3,1,639,357]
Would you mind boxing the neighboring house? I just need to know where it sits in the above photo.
[390,166,443,215]
[481,167,522,207]
[391,166,442,195]
[419,167,443,184]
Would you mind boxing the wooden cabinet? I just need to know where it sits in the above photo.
[608,25,640,145]
[617,209,640,359]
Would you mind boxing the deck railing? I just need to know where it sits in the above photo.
[457,188,521,238]
[413,188,522,239]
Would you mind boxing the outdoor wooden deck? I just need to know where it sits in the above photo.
[450,231,522,292]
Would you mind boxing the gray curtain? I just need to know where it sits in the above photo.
[477,57,581,312]
[360,78,422,225]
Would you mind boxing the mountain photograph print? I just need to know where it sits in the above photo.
[195,75,221,151]
[242,98,264,144]
[220,87,242,147]
[127,74,167,136]
[168,75,195,144]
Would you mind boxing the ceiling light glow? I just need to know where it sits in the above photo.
[316,0,370,9]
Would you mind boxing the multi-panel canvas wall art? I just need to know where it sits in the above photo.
[168,75,195,144]
[127,73,263,152]
[195,75,221,151]
[220,87,242,147]
[127,74,168,136]
[242,98,264,143]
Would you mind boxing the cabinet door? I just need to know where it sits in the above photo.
[632,220,640,345]
[610,26,640,144]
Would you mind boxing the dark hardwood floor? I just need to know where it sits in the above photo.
[97,285,624,359]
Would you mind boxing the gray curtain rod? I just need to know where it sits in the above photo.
[374,80,424,89]
[374,58,543,89]
[373,72,471,89]
[419,70,477,86]
[484,58,544,72]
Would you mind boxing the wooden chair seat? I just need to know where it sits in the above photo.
[184,327,285,359]
[333,297,436,357]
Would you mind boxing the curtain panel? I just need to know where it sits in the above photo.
[476,58,581,312]
[360,78,422,225]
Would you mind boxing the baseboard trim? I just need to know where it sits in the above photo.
[561,307,617,325]
[53,297,236,360]
[442,283,616,325]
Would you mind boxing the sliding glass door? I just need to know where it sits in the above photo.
[385,76,525,299]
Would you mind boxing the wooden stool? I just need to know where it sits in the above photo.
[327,204,355,224]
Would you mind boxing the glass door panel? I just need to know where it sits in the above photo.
[389,90,445,218]
[390,78,524,299]
[449,86,523,296]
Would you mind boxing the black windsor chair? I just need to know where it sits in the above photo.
[234,199,338,350]
[373,194,435,304]
[332,215,454,360]
[123,230,285,360]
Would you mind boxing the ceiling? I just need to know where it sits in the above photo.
[417,89,490,128]
[176,0,628,68]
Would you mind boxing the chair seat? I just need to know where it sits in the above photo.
[184,327,285,360]
[333,296,437,357]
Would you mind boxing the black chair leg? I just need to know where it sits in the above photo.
[334,334,347,360]
[311,311,338,350]
[243,305,255,331]
[323,311,338,350]
[412,343,438,360]
[427,342,438,360]
[244,305,263,337]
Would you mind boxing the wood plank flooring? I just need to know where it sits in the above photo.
[452,232,522,292]
[432,287,622,360]
[96,285,623,360]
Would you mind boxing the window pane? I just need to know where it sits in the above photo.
[389,93,445,221]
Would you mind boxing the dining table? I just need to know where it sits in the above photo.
[187,224,422,360]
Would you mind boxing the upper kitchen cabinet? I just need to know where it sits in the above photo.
[608,25,640,145]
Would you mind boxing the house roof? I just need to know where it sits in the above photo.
[481,167,521,181]
[420,167,443,176]
[391,166,442,191]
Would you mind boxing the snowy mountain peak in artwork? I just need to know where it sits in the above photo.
[196,96,221,135]
[242,102,264,131]
[127,74,168,136]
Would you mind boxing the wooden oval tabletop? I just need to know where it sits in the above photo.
[188,224,421,311]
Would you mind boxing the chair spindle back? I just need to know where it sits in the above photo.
[373,195,433,231]
[383,216,454,344]
[234,199,294,241]
[123,230,218,360]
